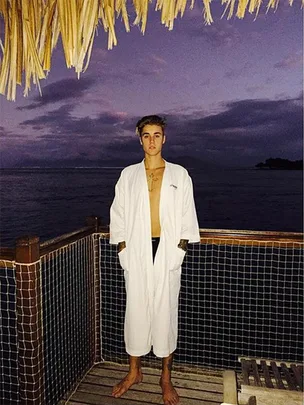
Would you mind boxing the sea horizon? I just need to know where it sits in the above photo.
[1,156,302,171]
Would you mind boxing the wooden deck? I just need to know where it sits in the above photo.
[66,362,224,405]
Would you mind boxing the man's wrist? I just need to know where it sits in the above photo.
[118,241,126,252]
[178,239,188,252]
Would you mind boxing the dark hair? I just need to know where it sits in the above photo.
[135,115,166,136]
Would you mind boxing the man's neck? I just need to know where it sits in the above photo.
[144,155,165,170]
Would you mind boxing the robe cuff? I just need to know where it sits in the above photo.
[109,235,125,244]
[180,233,200,244]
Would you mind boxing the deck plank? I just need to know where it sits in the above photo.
[67,402,91,405]
[89,367,222,392]
[95,363,223,383]
[79,376,223,403]
[70,391,157,405]
[66,362,223,405]
[75,384,220,405]
[70,391,219,405]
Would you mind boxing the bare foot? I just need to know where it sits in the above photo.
[160,378,180,405]
[112,370,143,398]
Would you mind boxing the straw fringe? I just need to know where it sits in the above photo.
[0,0,302,100]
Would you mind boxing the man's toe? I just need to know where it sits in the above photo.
[114,387,124,397]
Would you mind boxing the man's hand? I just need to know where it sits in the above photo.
[118,241,126,253]
[178,239,188,252]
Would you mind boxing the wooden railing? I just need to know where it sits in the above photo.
[0,219,303,405]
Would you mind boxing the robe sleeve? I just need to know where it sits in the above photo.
[180,173,200,243]
[109,171,125,244]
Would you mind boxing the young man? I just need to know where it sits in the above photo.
[110,115,200,405]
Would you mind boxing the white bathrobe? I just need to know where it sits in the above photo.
[110,160,200,358]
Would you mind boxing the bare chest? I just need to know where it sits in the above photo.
[146,168,165,196]
[145,168,165,236]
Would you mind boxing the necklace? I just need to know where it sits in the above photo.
[147,172,158,192]
[145,165,165,171]
[146,166,165,192]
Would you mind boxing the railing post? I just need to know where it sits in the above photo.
[15,236,45,405]
[85,216,102,362]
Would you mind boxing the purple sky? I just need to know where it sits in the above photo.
[0,2,302,168]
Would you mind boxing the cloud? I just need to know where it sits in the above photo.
[212,97,300,132]
[84,64,164,87]
[6,94,302,168]
[0,126,9,137]
[20,105,136,146]
[103,64,165,83]
[0,125,24,142]
[224,62,252,79]
[150,54,168,66]
[150,95,302,167]
[18,77,96,110]
[246,85,267,95]
[274,52,302,70]
[182,19,241,47]
[97,95,303,166]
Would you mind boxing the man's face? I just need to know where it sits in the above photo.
[139,124,166,156]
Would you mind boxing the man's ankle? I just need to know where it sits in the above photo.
[129,365,142,374]
[160,372,172,383]
[129,355,141,373]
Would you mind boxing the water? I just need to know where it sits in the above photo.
[0,167,302,247]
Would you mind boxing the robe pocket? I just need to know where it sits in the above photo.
[170,247,186,271]
[118,247,128,271]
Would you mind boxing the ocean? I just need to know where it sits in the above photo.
[0,167,302,247]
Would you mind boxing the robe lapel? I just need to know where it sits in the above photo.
[160,161,177,238]
[139,160,153,263]
[159,160,170,229]
[139,159,150,225]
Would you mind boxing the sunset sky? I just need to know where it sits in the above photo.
[0,2,302,168]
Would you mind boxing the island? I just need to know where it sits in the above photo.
[256,158,303,170]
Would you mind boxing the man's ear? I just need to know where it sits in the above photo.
[139,137,143,145]
[162,135,166,145]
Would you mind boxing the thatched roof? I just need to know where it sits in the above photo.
[0,0,302,101]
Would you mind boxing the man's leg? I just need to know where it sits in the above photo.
[112,355,143,398]
[160,353,179,405]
